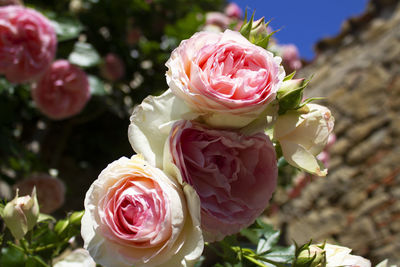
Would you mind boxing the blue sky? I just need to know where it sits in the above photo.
[232,0,368,60]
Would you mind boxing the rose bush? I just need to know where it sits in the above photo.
[273,103,334,176]
[81,155,203,267]
[0,6,56,83]
[166,29,285,128]
[31,60,91,120]
[164,120,277,241]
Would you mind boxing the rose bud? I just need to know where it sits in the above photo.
[0,6,56,83]
[100,53,125,82]
[165,120,277,241]
[166,30,285,128]
[32,60,91,120]
[324,244,371,267]
[81,155,203,267]
[281,44,302,73]
[224,3,242,19]
[1,188,39,240]
[273,104,334,176]
[14,173,65,214]
[296,245,326,267]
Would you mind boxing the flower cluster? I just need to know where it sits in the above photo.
[81,18,335,266]
[0,5,91,120]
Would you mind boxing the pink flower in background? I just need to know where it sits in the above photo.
[205,12,231,29]
[0,0,23,6]
[81,155,203,267]
[166,120,277,241]
[32,60,91,120]
[166,30,285,128]
[0,6,56,83]
[224,3,242,19]
[14,173,65,214]
[100,53,125,82]
[281,44,302,73]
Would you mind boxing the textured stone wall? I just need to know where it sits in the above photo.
[272,0,400,264]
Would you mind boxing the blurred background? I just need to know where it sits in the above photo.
[0,0,399,264]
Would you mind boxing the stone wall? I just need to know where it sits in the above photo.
[273,0,400,264]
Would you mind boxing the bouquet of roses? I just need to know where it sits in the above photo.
[79,16,344,267]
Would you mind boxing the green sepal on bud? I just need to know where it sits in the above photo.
[0,188,39,240]
[239,11,276,49]
[294,241,327,267]
[277,72,308,115]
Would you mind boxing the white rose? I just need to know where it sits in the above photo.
[53,249,96,267]
[324,244,371,267]
[273,103,334,176]
[81,155,203,267]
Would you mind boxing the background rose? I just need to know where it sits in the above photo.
[31,60,91,120]
[14,173,65,214]
[166,30,285,128]
[273,103,334,176]
[165,120,277,241]
[100,53,125,82]
[0,6,56,83]
[81,155,203,267]
[281,44,302,73]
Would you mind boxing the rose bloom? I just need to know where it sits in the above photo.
[166,30,285,128]
[281,44,302,73]
[14,173,65,214]
[324,244,371,267]
[100,53,125,82]
[224,3,242,19]
[273,103,334,176]
[165,120,277,241]
[81,155,203,267]
[0,6,56,83]
[53,249,96,267]
[32,60,91,120]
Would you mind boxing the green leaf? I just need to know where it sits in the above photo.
[259,246,295,264]
[68,42,101,68]
[0,246,26,267]
[88,75,107,96]
[50,17,83,42]
[54,219,69,235]
[256,230,280,255]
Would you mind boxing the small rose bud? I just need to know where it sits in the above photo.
[1,188,39,240]
[250,17,270,38]
[296,245,326,267]
[277,78,305,112]
[273,104,334,176]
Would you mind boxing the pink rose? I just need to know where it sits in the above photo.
[205,12,230,29]
[224,3,242,19]
[0,6,56,83]
[281,44,302,73]
[165,120,277,241]
[166,30,285,128]
[32,60,91,120]
[81,155,203,267]
[100,53,125,81]
[14,173,65,214]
